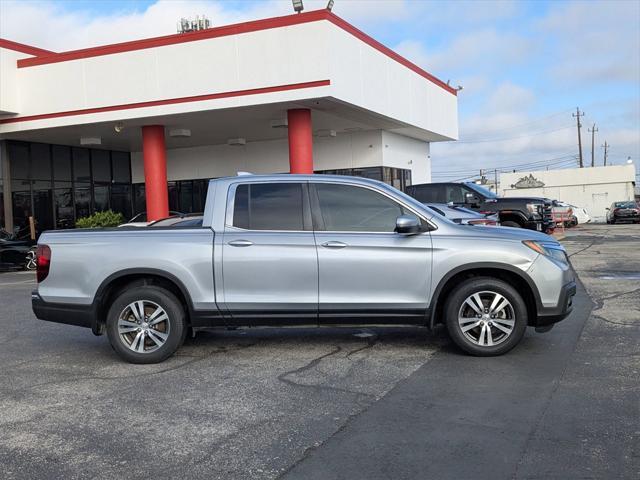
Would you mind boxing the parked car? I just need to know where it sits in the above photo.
[551,202,575,228]
[424,203,499,226]
[405,182,554,232]
[0,229,36,271]
[568,204,591,225]
[32,174,576,363]
[606,201,640,224]
[149,214,204,228]
[119,211,183,227]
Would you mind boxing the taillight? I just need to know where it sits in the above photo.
[36,245,51,283]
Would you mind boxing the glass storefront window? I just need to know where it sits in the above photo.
[94,185,110,212]
[54,189,74,229]
[315,167,411,191]
[92,150,111,183]
[74,184,91,220]
[133,184,146,216]
[112,151,131,183]
[72,148,91,183]
[4,141,132,233]
[111,184,132,220]
[53,145,72,185]
[30,143,52,181]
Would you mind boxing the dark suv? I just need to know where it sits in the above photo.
[405,182,554,232]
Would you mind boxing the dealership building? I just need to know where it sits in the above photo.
[0,9,458,235]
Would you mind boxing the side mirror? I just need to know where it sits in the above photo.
[464,192,480,205]
[396,214,421,235]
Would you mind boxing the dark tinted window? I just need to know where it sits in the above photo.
[444,185,466,203]
[72,148,91,182]
[405,184,442,203]
[315,183,405,232]
[233,183,304,231]
[8,142,29,180]
[91,150,111,182]
[52,145,72,183]
[30,143,51,181]
[111,151,131,183]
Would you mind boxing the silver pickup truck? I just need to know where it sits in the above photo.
[32,175,576,363]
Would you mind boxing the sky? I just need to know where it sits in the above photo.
[0,0,638,182]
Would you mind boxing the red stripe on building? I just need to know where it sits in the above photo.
[14,10,455,96]
[0,38,53,57]
[0,80,331,125]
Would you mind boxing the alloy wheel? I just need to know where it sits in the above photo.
[457,291,515,347]
[117,300,170,353]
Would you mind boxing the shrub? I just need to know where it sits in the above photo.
[75,210,125,228]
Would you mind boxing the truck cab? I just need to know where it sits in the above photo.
[405,182,554,232]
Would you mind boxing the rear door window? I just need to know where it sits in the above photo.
[232,183,305,231]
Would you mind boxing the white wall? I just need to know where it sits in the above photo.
[131,130,427,184]
[500,165,636,222]
[0,47,30,114]
[2,16,457,143]
[382,131,430,184]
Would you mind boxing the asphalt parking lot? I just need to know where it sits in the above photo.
[0,224,638,480]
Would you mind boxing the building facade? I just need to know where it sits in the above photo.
[500,165,637,222]
[0,9,458,236]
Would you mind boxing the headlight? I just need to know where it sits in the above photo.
[525,203,541,216]
[523,240,568,264]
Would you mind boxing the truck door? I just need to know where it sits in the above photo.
[311,182,432,324]
[220,181,318,325]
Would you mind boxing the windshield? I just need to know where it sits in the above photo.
[614,201,636,208]
[465,183,498,199]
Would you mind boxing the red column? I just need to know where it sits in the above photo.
[287,109,313,174]
[142,125,169,221]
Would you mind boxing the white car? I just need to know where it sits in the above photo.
[119,211,183,228]
[567,204,591,224]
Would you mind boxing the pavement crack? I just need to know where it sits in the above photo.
[20,342,257,392]
[277,346,375,403]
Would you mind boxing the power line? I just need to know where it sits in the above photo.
[459,109,574,138]
[431,153,577,176]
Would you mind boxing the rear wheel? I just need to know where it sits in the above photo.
[106,286,187,364]
[445,277,527,356]
[500,221,520,228]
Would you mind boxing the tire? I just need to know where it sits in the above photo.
[444,277,528,356]
[500,221,521,228]
[106,285,187,364]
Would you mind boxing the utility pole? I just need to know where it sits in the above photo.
[602,141,609,166]
[573,107,585,168]
[494,169,499,194]
[588,123,598,167]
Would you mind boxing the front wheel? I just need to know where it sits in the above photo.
[444,277,527,356]
[106,285,187,363]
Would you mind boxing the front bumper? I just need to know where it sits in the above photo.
[32,291,95,330]
[534,281,577,327]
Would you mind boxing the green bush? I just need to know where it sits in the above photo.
[75,210,125,228]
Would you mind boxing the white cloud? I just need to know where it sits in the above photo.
[0,0,410,51]
[537,0,640,84]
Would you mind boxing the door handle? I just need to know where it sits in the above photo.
[321,241,348,249]
[228,239,253,247]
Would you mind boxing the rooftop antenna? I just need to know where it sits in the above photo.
[292,0,304,14]
[177,15,211,34]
